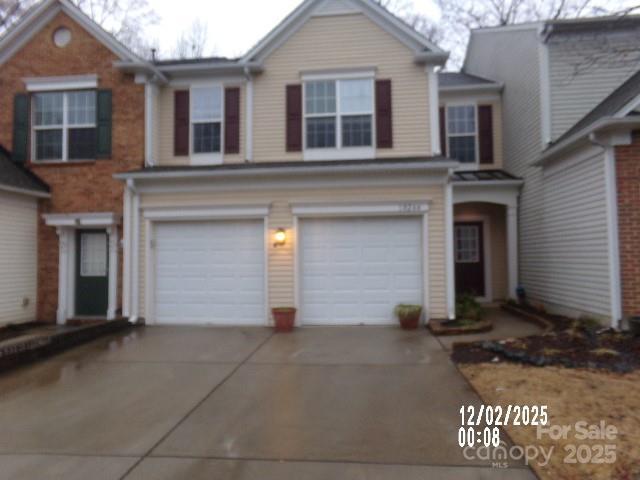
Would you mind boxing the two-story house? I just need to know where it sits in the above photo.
[462,16,640,327]
[1,0,521,327]
[0,0,161,324]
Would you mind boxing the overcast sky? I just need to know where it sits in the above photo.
[146,0,440,59]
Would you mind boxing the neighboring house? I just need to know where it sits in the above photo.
[0,0,154,323]
[0,146,50,326]
[462,16,640,326]
[0,0,523,327]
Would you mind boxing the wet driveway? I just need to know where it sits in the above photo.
[0,320,536,479]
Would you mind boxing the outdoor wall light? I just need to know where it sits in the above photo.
[273,228,287,247]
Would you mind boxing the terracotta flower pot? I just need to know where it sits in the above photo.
[398,312,421,330]
[272,307,296,333]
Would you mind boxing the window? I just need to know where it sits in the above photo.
[33,90,97,162]
[80,232,107,277]
[455,225,480,263]
[304,78,373,150]
[447,105,477,164]
[191,86,222,155]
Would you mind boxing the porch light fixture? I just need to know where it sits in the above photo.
[273,228,287,247]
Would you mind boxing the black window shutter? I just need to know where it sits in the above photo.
[286,85,302,152]
[13,94,29,163]
[174,90,190,156]
[224,87,240,154]
[439,106,447,156]
[478,105,494,164]
[96,89,112,158]
[375,79,393,149]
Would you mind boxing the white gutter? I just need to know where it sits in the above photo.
[113,61,168,84]
[414,51,449,66]
[0,184,50,198]
[155,61,263,75]
[114,160,460,181]
[452,179,524,187]
[439,83,504,93]
[537,117,640,165]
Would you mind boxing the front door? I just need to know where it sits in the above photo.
[75,230,109,316]
[454,222,485,297]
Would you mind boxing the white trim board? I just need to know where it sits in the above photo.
[24,74,98,92]
[142,205,271,221]
[291,201,429,217]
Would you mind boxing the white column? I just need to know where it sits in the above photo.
[144,82,157,166]
[122,187,131,317]
[507,204,519,299]
[604,146,622,327]
[130,193,140,322]
[107,226,119,320]
[56,227,69,324]
[445,180,455,319]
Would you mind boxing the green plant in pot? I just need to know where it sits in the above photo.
[455,294,484,326]
[271,307,296,333]
[394,304,422,330]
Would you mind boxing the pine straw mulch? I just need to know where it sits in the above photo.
[460,363,640,480]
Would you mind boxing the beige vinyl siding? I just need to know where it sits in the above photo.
[156,84,246,166]
[439,96,504,169]
[454,202,507,300]
[252,12,432,162]
[465,29,556,314]
[136,183,447,319]
[0,191,38,325]
[536,147,611,317]
[547,32,638,140]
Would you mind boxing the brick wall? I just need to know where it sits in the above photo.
[615,131,640,318]
[0,12,144,321]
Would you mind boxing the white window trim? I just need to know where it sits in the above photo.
[302,77,376,161]
[24,75,98,92]
[189,84,224,166]
[31,91,97,163]
[445,102,480,170]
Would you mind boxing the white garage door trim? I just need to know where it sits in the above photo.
[292,201,430,326]
[143,205,269,325]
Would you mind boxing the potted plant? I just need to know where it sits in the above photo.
[394,304,422,330]
[455,293,484,325]
[272,307,296,332]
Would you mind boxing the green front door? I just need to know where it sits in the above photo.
[75,230,109,316]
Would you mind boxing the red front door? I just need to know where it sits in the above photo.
[454,222,485,297]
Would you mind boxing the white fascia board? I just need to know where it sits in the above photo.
[113,160,459,181]
[452,179,523,188]
[291,200,429,217]
[438,83,504,94]
[43,212,121,227]
[537,117,640,165]
[300,67,376,81]
[471,22,542,35]
[24,74,98,92]
[0,184,51,198]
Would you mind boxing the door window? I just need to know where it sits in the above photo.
[455,225,480,263]
[80,232,107,277]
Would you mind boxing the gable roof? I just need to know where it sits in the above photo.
[0,146,50,197]
[241,0,448,65]
[552,69,640,146]
[438,72,503,92]
[0,0,143,66]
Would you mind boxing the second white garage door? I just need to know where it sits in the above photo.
[300,217,424,325]
[154,220,265,325]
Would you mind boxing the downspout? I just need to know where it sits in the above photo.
[243,65,254,162]
[589,134,623,329]
[445,169,455,319]
[124,178,140,323]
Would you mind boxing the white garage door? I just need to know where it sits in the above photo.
[300,217,423,325]
[154,220,265,325]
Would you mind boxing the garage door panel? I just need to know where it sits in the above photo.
[154,220,265,325]
[300,217,423,325]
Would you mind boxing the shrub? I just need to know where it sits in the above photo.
[456,294,484,322]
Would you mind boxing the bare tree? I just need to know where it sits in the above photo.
[375,0,443,44]
[436,0,624,68]
[71,0,159,58]
[0,0,34,33]
[172,19,211,59]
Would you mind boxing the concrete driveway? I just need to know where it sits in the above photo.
[0,323,535,479]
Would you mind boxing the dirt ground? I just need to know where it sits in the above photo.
[459,363,640,480]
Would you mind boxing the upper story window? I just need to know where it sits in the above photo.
[33,90,97,162]
[191,86,222,156]
[304,78,374,152]
[447,105,477,164]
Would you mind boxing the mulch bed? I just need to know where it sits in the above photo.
[452,305,640,373]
